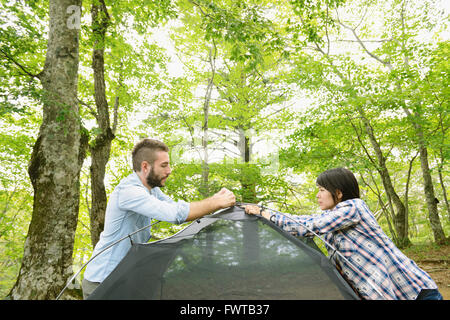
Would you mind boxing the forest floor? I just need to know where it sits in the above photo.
[403,243,450,300]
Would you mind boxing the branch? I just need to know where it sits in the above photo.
[258,105,287,122]
[325,2,330,55]
[188,0,214,19]
[400,0,410,68]
[78,98,98,120]
[347,114,378,169]
[355,5,369,30]
[334,39,393,43]
[180,114,204,160]
[217,145,241,157]
[112,62,123,134]
[0,48,41,79]
[335,9,393,69]
[297,12,328,57]
[208,129,236,141]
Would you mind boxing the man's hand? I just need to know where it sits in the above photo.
[212,188,236,209]
[186,188,236,221]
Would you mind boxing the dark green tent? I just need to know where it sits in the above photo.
[87,205,358,300]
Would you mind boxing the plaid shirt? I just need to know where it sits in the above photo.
[268,198,437,300]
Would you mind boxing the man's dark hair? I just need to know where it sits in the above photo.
[316,167,360,204]
[132,138,169,172]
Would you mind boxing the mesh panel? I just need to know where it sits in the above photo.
[88,207,358,300]
[161,219,346,299]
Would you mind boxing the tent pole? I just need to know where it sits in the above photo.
[55,221,160,300]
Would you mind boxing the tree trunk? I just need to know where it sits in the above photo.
[404,153,418,242]
[89,0,115,247]
[398,3,446,244]
[89,129,113,247]
[400,104,447,244]
[238,129,259,203]
[364,171,399,243]
[413,119,447,244]
[357,108,410,247]
[10,0,87,299]
[199,46,215,198]
[437,154,450,222]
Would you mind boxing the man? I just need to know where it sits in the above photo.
[82,138,235,299]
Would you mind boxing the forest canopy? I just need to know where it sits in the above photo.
[0,0,448,299]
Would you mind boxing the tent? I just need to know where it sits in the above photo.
[87,205,359,300]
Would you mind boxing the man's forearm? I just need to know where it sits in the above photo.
[186,197,222,221]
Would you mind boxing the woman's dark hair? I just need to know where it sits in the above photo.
[316,168,360,204]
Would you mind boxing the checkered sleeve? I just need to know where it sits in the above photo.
[266,208,313,237]
[267,200,361,237]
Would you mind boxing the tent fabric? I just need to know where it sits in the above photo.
[87,205,359,300]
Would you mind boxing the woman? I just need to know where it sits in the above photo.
[245,167,442,300]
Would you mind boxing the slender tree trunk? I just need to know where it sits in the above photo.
[364,171,398,243]
[404,153,418,242]
[199,46,215,198]
[437,153,450,222]
[200,99,210,198]
[89,0,115,247]
[398,2,446,244]
[357,107,410,247]
[238,129,259,203]
[400,103,447,244]
[412,118,447,244]
[10,0,87,299]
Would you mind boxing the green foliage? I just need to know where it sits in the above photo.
[0,110,37,297]
[182,0,286,66]
[0,0,448,299]
[0,0,47,115]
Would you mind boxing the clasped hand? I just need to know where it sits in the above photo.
[212,188,236,208]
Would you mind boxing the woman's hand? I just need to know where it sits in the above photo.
[244,205,272,220]
[244,205,261,215]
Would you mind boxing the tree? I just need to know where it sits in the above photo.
[144,0,296,205]
[284,0,410,246]
[86,0,117,247]
[424,42,450,222]
[80,0,176,247]
[333,0,448,244]
[283,0,448,245]
[0,113,36,297]
[7,0,88,299]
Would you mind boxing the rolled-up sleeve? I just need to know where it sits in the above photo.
[117,186,189,224]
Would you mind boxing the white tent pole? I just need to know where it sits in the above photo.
[56,221,160,300]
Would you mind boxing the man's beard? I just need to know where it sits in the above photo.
[146,167,165,188]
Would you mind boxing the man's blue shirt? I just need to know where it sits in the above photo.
[84,172,190,282]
